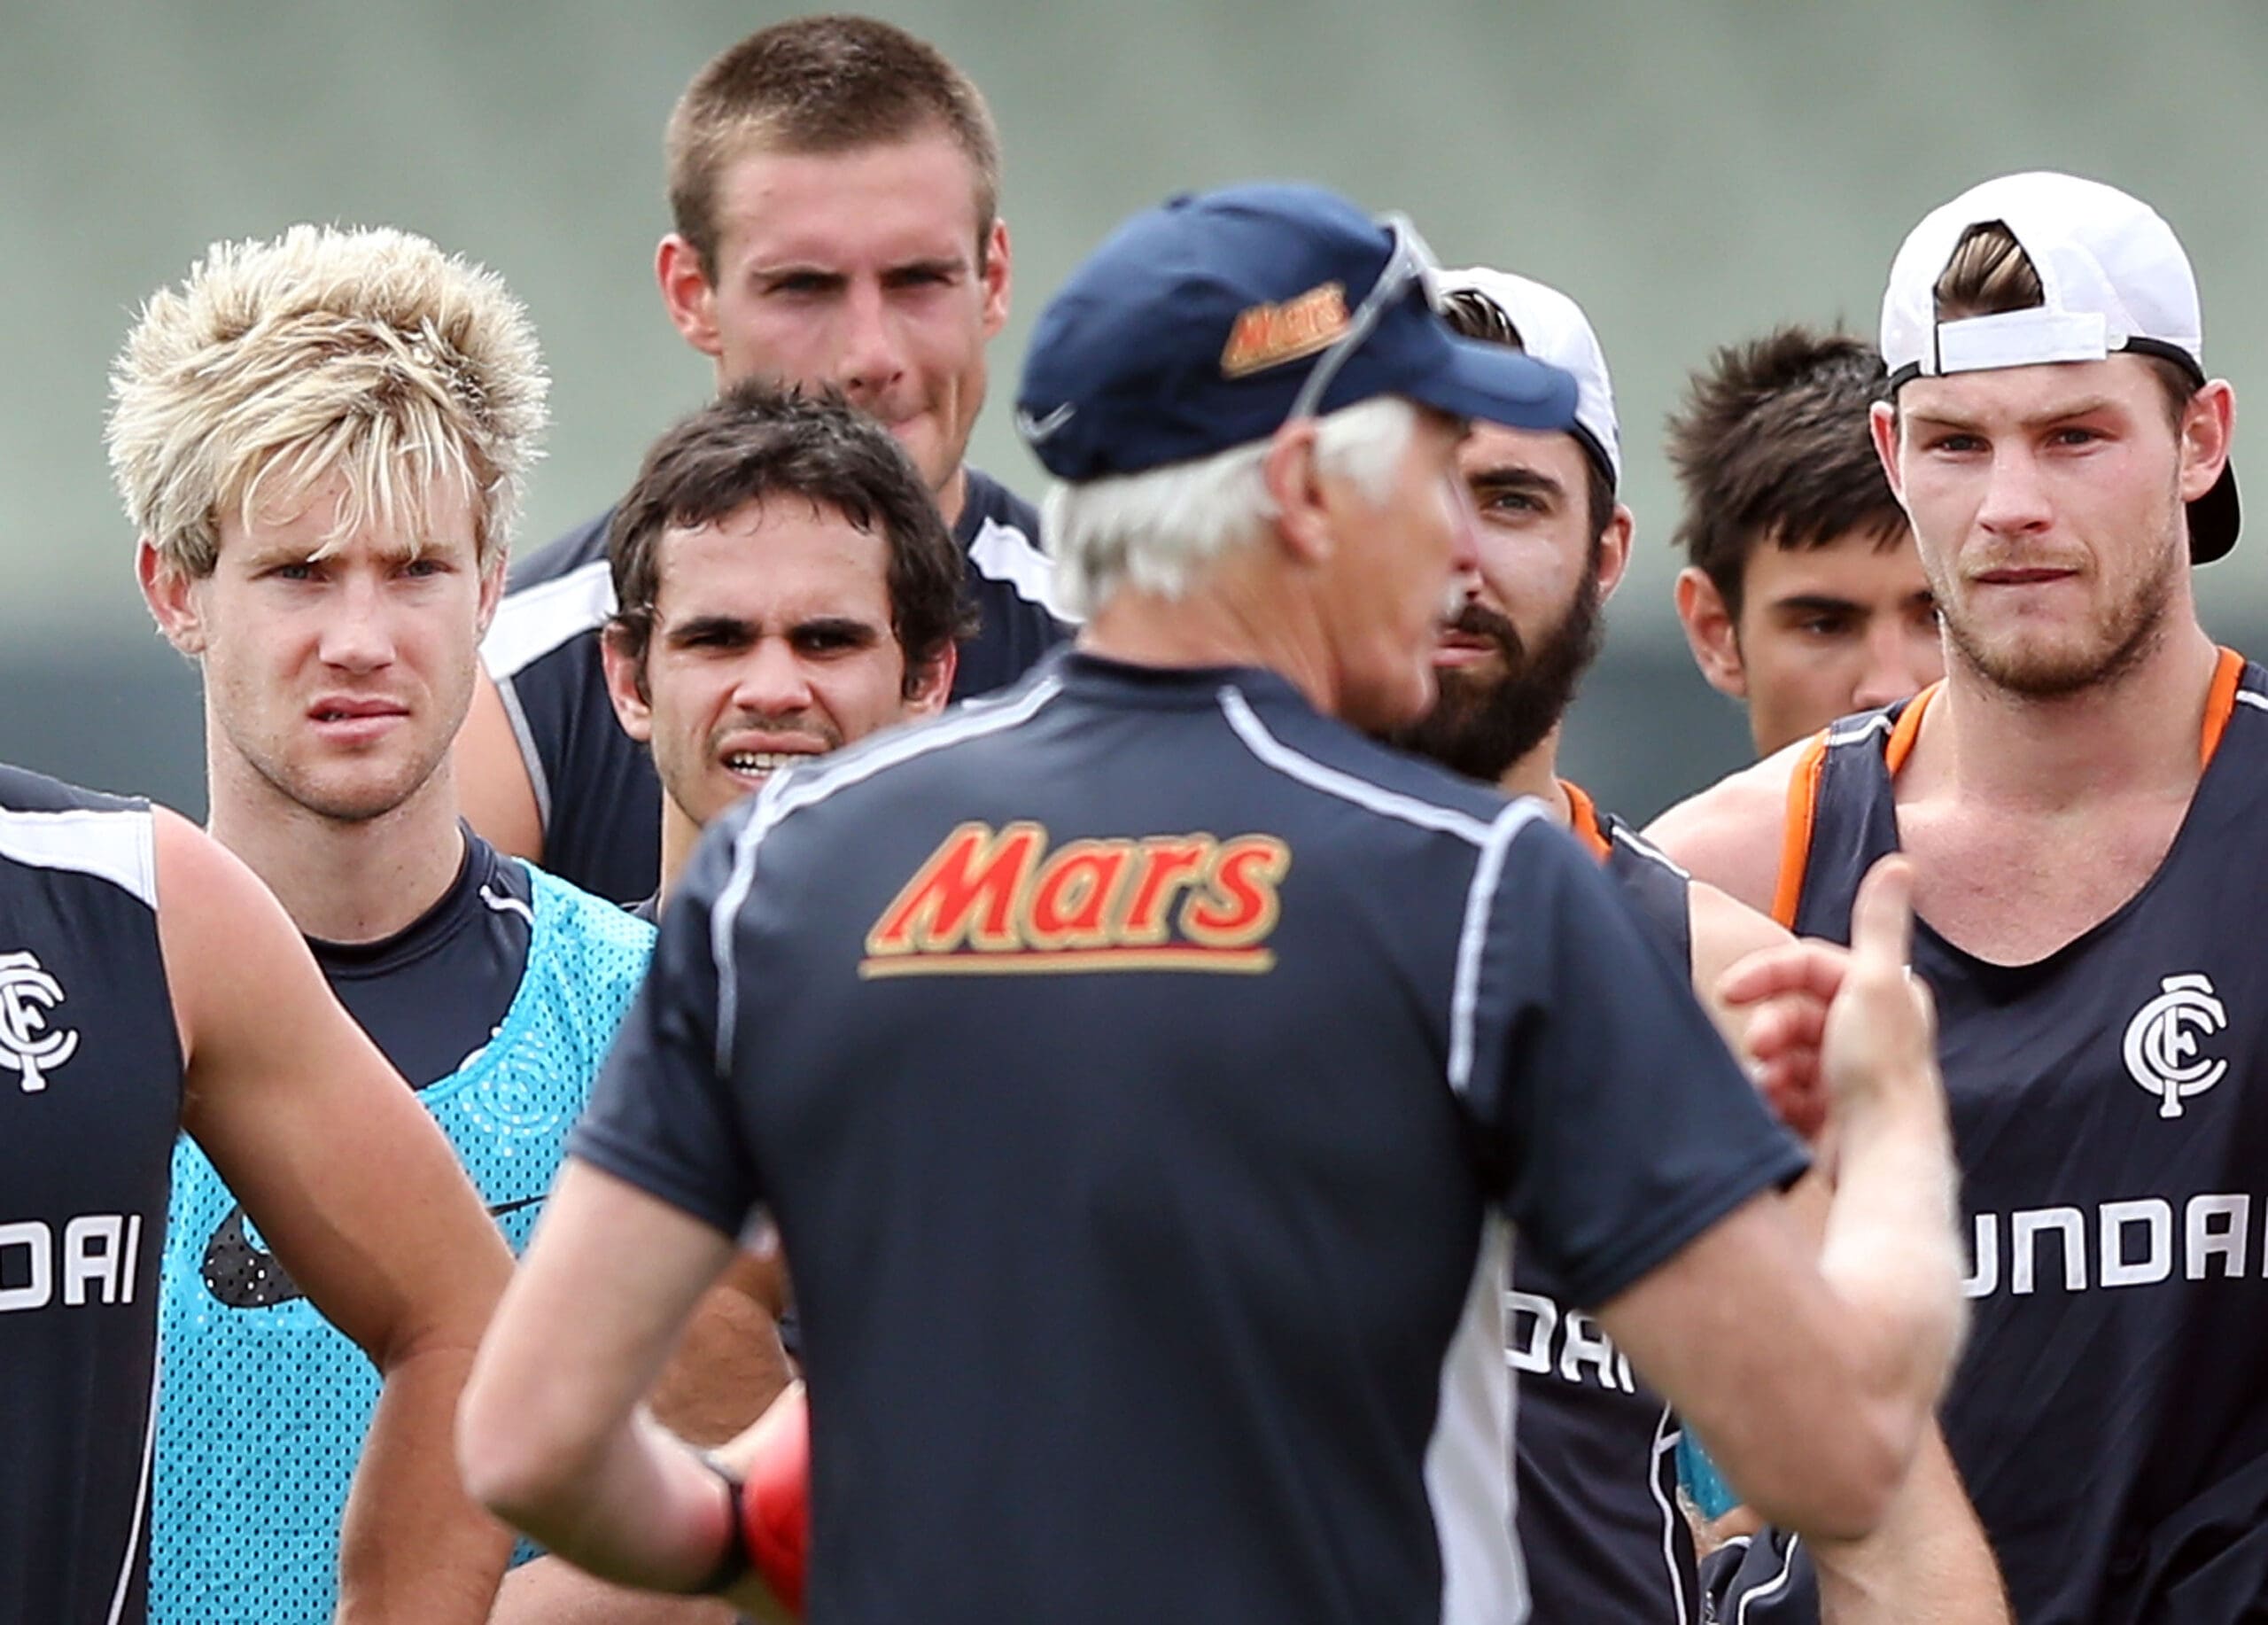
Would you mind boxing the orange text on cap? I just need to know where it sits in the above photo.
[1220,284,1350,378]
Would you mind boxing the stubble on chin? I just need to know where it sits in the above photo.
[1944,543,2182,700]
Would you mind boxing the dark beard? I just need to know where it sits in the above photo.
[1388,552,1604,783]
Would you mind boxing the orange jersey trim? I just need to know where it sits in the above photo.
[1771,732,1832,930]
[1884,651,2239,778]
[1778,649,2241,926]
[1558,780,1612,862]
[1775,651,2246,934]
[1884,682,1942,778]
[2202,646,2244,769]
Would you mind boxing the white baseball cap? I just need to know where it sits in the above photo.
[1880,170,2236,562]
[1439,266,1620,489]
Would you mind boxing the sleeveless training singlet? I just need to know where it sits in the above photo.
[0,766,179,1625]
[1511,781,1703,1625]
[151,858,655,1625]
[1721,649,2268,1624]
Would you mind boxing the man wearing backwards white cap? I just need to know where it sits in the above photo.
[1653,171,2268,1622]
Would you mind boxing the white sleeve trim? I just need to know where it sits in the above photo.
[968,515,1079,623]
[1215,686,1501,845]
[1449,804,1542,1099]
[480,559,616,680]
[0,805,159,909]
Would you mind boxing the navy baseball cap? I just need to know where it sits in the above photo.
[1015,183,1581,482]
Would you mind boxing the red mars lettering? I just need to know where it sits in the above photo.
[863,825,1290,976]
[866,821,1045,954]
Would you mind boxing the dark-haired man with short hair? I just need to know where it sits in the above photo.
[1407,269,2001,1625]
[599,381,967,910]
[482,381,960,1625]
[461,14,1062,903]
[1667,330,1940,757]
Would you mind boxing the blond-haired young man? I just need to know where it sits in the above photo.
[111,224,681,1625]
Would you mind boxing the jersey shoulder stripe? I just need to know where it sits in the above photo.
[967,514,1073,620]
[1448,805,1542,1100]
[708,676,1069,1072]
[481,557,614,680]
[1771,728,1836,929]
[0,803,158,908]
[1215,685,1504,845]
[2202,647,2259,758]
[1607,820,1687,879]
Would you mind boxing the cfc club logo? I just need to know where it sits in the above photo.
[2123,973,2228,1119]
[0,950,80,1093]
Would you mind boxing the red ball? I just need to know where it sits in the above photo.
[741,1383,811,1615]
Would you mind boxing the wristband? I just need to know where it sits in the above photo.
[693,1450,754,1597]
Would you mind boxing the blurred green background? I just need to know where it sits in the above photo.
[8,0,2267,820]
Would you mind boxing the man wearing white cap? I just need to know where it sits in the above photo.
[1654,172,2267,1621]
[1404,268,2001,1625]
[1393,265,1778,1623]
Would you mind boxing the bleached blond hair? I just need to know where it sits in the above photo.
[107,223,548,577]
[1042,394,1417,618]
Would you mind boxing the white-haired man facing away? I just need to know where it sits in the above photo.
[460,184,1966,1625]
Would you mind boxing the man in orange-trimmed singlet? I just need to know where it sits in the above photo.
[1651,171,2263,1625]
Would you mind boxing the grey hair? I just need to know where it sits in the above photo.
[1042,394,1419,618]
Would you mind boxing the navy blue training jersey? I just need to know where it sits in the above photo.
[0,765,179,1625]
[308,830,532,1089]
[1511,782,1703,1624]
[572,653,1805,1625]
[480,465,1070,904]
[1721,652,2268,1625]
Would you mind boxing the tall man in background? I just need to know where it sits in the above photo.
[1666,329,1941,757]
[462,15,1065,902]
[111,223,680,1624]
